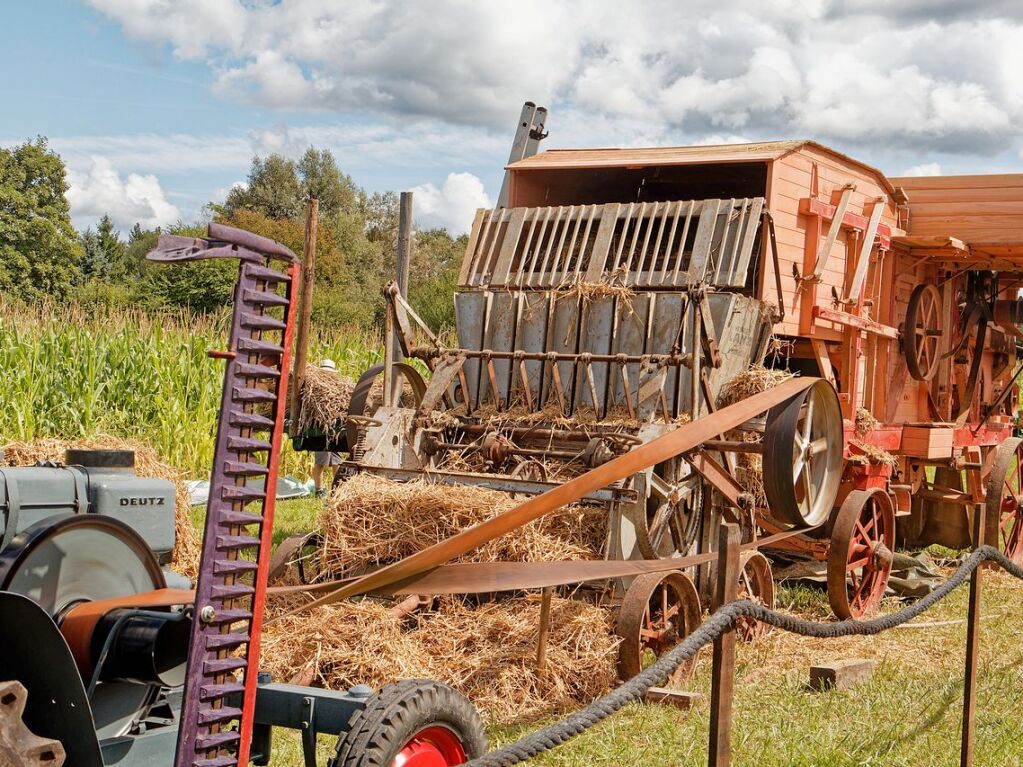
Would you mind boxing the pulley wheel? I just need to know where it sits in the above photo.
[763,380,844,527]
[827,489,895,619]
[0,515,165,739]
[984,437,1023,563]
[615,570,701,685]
[904,284,942,381]
[736,551,775,641]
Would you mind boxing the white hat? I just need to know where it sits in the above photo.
[319,359,337,371]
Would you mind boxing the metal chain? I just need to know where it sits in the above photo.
[468,546,1023,766]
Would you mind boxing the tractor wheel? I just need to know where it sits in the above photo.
[330,680,486,767]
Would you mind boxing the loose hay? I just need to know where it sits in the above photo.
[261,594,619,723]
[295,367,355,436]
[0,435,201,579]
[715,366,795,507]
[317,474,605,577]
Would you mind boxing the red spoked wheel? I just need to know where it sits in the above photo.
[615,571,702,684]
[904,284,942,381]
[984,437,1023,563]
[737,551,775,641]
[395,725,468,766]
[827,489,895,619]
[329,680,485,767]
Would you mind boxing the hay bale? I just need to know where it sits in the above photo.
[317,474,604,577]
[261,594,618,723]
[296,367,355,436]
[0,436,200,579]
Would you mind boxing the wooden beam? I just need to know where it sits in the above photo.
[800,196,893,247]
[812,306,899,339]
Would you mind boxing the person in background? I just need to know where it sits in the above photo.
[311,358,342,497]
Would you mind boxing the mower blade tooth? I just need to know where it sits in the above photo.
[240,313,286,331]
[223,461,268,477]
[227,412,276,431]
[213,560,260,576]
[194,757,239,767]
[219,483,265,502]
[194,729,241,751]
[199,683,245,701]
[211,583,255,600]
[245,263,291,283]
[235,337,284,355]
[234,362,281,380]
[205,632,250,651]
[242,287,289,306]
[216,509,263,526]
[197,706,244,726]
[231,386,277,403]
[227,436,273,452]
[215,534,261,551]
[204,658,248,675]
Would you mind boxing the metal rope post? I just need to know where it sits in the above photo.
[709,522,740,767]
[961,502,985,767]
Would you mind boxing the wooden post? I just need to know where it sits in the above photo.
[961,502,985,767]
[708,523,741,767]
[536,587,553,678]
[289,197,318,425]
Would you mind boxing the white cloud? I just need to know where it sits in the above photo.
[84,0,1023,158]
[409,173,491,235]
[902,162,943,176]
[66,156,180,231]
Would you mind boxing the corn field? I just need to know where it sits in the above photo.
[0,299,384,477]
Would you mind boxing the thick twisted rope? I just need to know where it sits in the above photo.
[468,546,1023,766]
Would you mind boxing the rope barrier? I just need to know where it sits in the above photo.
[467,546,1023,766]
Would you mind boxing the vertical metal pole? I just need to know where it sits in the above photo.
[709,522,740,767]
[961,502,985,767]
[691,296,702,419]
[536,587,553,679]
[390,191,413,402]
[289,197,318,425]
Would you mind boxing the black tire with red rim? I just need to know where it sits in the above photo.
[330,680,485,767]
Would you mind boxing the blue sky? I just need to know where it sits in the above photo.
[3,1,1022,235]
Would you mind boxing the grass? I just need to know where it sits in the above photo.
[265,496,1023,767]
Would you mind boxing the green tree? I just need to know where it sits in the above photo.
[79,227,105,280]
[298,148,358,216]
[0,138,82,298]
[223,154,303,219]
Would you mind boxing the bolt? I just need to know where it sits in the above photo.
[199,605,216,624]
[348,684,374,699]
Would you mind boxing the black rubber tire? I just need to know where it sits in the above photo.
[329,680,486,767]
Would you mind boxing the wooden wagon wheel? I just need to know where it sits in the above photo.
[737,551,775,641]
[615,570,702,684]
[763,380,844,527]
[904,284,942,381]
[827,488,895,619]
[983,437,1023,563]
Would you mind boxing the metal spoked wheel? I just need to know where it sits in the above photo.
[267,532,324,585]
[904,284,943,381]
[827,489,896,619]
[984,437,1023,563]
[0,515,165,739]
[763,380,844,527]
[736,551,775,642]
[615,570,702,685]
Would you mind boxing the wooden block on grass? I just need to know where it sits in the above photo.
[644,688,703,710]
[809,659,876,691]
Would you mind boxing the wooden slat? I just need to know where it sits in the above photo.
[811,184,854,279]
[728,197,764,286]
[458,208,489,286]
[686,199,722,283]
[583,203,620,283]
[490,207,527,287]
[846,197,885,301]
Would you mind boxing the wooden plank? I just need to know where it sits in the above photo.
[584,204,620,282]
[489,207,527,287]
[686,199,722,283]
[457,208,489,286]
[890,173,1023,191]
[847,197,885,301]
[728,197,764,286]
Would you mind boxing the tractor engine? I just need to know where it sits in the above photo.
[0,448,177,562]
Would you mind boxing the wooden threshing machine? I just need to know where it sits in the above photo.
[325,104,1023,635]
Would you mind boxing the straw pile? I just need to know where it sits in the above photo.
[0,436,200,578]
[717,366,795,508]
[261,594,619,723]
[315,474,605,577]
[295,367,355,436]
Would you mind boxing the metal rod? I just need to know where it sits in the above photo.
[536,587,553,678]
[392,192,413,402]
[961,502,985,767]
[411,347,688,366]
[708,522,740,767]
[289,197,318,425]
